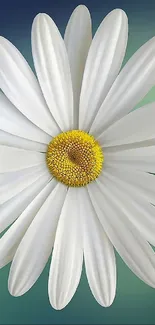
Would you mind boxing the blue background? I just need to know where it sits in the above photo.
[1,0,155,324]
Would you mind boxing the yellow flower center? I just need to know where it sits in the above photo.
[46,130,104,187]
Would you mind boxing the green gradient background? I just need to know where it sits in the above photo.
[1,0,155,324]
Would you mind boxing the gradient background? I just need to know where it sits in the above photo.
[0,0,155,324]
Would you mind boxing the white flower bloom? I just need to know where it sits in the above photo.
[0,4,155,310]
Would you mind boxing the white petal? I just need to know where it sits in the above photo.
[0,37,59,136]
[0,130,47,152]
[0,179,57,267]
[0,166,44,186]
[80,187,116,307]
[32,13,73,131]
[0,92,51,144]
[0,164,49,204]
[98,102,155,147]
[64,5,92,128]
[88,180,155,287]
[102,166,155,205]
[48,187,83,310]
[91,37,155,136]
[8,182,67,296]
[99,171,155,246]
[79,9,128,131]
[104,145,155,173]
[0,145,45,172]
[0,172,51,233]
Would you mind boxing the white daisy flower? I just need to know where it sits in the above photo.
[1,4,155,310]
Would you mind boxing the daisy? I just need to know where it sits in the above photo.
[1,4,155,310]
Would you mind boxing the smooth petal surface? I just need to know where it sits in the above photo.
[91,37,155,136]
[0,92,51,144]
[32,13,73,131]
[80,187,116,307]
[79,9,128,131]
[102,167,155,205]
[98,102,155,147]
[104,146,155,173]
[0,179,57,267]
[0,173,51,233]
[99,172,155,246]
[48,188,83,310]
[0,145,45,172]
[88,180,155,287]
[0,164,49,204]
[8,182,67,296]
[64,5,92,128]
[0,130,47,152]
[0,165,45,186]
[0,37,59,136]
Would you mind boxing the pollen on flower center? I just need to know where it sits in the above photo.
[46,130,104,187]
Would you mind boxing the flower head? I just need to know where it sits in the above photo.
[0,5,155,310]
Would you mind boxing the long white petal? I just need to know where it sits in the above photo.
[80,187,116,307]
[79,9,128,131]
[0,37,59,136]
[0,179,57,267]
[0,130,47,152]
[0,145,45,172]
[0,92,51,144]
[0,164,49,204]
[0,173,51,233]
[32,13,73,131]
[8,182,67,296]
[104,145,155,173]
[99,172,155,246]
[98,102,155,147]
[88,180,155,287]
[64,5,92,128]
[91,37,155,136]
[102,166,155,205]
[0,165,44,186]
[48,187,83,310]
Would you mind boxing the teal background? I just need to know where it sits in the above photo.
[1,0,155,324]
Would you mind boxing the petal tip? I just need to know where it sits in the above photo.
[70,4,90,21]
[48,294,67,311]
[8,276,22,297]
[100,294,115,308]
[8,281,26,297]
[32,12,53,28]
[52,303,66,311]
[107,8,128,22]
[8,284,19,297]
[75,4,89,12]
